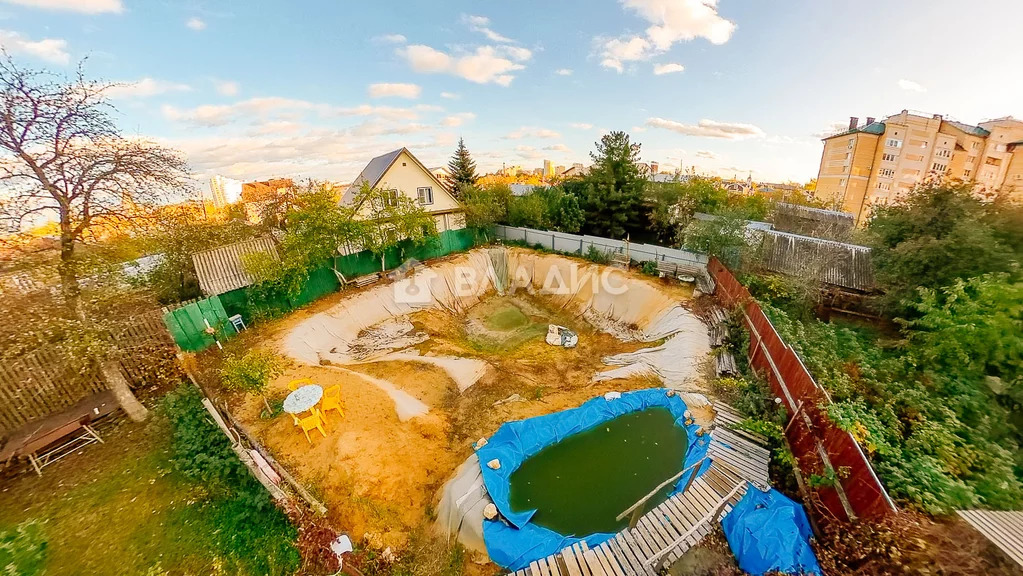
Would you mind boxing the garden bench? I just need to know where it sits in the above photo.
[0,390,119,476]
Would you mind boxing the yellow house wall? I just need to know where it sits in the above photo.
[354,149,464,230]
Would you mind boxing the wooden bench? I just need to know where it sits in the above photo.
[335,270,382,289]
[0,390,119,476]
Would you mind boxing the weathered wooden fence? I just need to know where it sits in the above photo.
[708,256,897,521]
[0,311,177,436]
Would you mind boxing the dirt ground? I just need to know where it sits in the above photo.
[223,280,702,570]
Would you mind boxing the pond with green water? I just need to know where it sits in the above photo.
[508,407,688,536]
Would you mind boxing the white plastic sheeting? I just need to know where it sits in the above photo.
[435,452,491,554]
[282,248,710,420]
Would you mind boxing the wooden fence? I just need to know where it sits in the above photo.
[708,256,897,521]
[0,311,177,437]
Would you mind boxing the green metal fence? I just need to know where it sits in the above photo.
[162,295,233,352]
[165,228,480,352]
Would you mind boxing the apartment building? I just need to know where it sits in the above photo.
[816,110,1023,223]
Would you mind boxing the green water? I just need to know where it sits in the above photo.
[508,407,688,536]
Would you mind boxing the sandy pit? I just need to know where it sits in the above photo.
[230,248,713,564]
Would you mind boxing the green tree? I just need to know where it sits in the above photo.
[866,181,1019,312]
[447,137,479,194]
[681,208,751,268]
[220,349,284,414]
[352,182,438,270]
[506,192,546,229]
[460,183,510,241]
[580,131,645,238]
[146,217,257,303]
[647,177,728,245]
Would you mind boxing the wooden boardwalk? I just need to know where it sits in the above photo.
[507,405,772,576]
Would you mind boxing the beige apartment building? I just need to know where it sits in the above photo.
[815,110,1023,223]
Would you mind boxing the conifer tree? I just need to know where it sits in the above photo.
[447,137,479,195]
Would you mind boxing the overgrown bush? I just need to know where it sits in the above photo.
[583,245,611,265]
[220,349,285,414]
[161,385,300,574]
[758,282,1023,514]
[0,520,47,576]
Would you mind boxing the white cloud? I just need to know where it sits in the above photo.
[645,117,765,139]
[653,62,685,75]
[162,97,423,128]
[216,81,239,96]
[186,17,206,31]
[402,44,452,73]
[631,125,647,133]
[0,30,69,65]
[599,0,735,72]
[106,77,192,99]
[463,14,514,44]
[440,91,459,99]
[555,68,573,76]
[400,44,531,86]
[543,144,570,152]
[570,123,593,130]
[441,112,476,127]
[373,33,407,44]
[0,0,121,13]
[695,150,718,160]
[811,121,850,138]
[898,78,926,93]
[505,126,561,140]
[368,82,421,99]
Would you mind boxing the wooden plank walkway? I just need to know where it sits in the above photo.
[507,426,771,575]
[957,510,1023,568]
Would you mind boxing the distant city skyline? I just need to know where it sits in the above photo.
[0,0,1020,190]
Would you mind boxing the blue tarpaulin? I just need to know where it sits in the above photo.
[722,486,822,575]
[477,388,710,571]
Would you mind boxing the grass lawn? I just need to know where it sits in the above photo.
[0,392,300,575]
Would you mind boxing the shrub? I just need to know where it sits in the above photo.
[220,349,285,414]
[0,520,47,576]
[583,245,610,265]
[161,385,300,575]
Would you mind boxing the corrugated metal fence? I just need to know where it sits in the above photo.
[0,311,177,437]
[708,257,896,521]
[494,225,712,286]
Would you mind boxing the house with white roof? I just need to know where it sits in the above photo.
[341,148,465,232]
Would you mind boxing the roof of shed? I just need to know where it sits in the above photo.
[191,237,278,296]
[957,510,1023,568]
[760,230,875,292]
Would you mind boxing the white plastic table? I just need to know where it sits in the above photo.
[283,384,323,414]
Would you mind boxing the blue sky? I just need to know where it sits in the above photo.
[2,0,1021,189]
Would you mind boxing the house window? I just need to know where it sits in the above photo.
[417,186,434,205]
[882,153,896,162]
[381,189,399,207]
[878,168,895,178]
[885,138,902,148]
[972,141,981,149]
[963,169,972,178]
[931,163,947,172]
[838,178,846,186]
[935,148,951,158]
[877,182,891,191]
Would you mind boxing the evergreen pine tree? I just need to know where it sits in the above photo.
[580,131,645,238]
[447,137,479,195]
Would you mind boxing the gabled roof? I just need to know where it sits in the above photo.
[341,147,452,207]
[944,120,991,137]
[342,148,404,204]
[191,237,278,296]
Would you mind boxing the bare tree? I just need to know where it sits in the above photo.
[0,55,190,420]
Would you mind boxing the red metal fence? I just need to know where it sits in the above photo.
[708,257,897,522]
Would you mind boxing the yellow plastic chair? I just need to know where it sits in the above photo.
[288,377,313,392]
[297,410,326,444]
[320,385,344,423]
